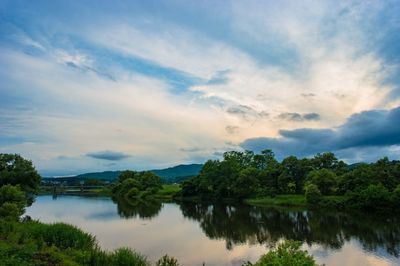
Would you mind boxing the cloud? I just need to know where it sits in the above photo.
[206,70,230,85]
[277,112,320,122]
[2,1,400,174]
[225,125,239,135]
[179,147,202,152]
[241,106,400,160]
[226,105,256,120]
[303,113,320,121]
[86,150,131,161]
[301,93,316,98]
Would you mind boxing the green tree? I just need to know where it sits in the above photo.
[0,153,41,193]
[0,184,27,220]
[306,169,337,195]
[112,170,162,200]
[232,167,259,199]
[312,152,347,174]
[356,183,391,210]
[305,183,322,205]
[392,184,400,205]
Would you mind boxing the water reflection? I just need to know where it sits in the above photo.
[112,197,162,219]
[25,196,400,266]
[178,202,400,257]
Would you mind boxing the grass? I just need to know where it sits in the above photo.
[38,186,112,196]
[246,194,352,210]
[0,219,161,266]
[245,194,307,207]
[155,184,181,200]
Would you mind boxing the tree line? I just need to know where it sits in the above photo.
[180,150,400,210]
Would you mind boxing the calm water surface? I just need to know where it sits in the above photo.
[26,195,400,266]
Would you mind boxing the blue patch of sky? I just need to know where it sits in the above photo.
[0,136,27,146]
[355,1,400,98]
[1,0,302,78]
[0,15,206,94]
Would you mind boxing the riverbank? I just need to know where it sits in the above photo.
[1,218,320,266]
[39,184,181,199]
[0,219,177,266]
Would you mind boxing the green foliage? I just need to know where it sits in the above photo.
[112,170,162,200]
[0,219,162,266]
[84,178,106,186]
[179,149,400,213]
[111,247,149,266]
[306,169,337,195]
[347,183,392,211]
[312,152,347,175]
[0,153,41,193]
[156,254,179,266]
[25,222,97,250]
[244,240,319,266]
[304,184,322,205]
[393,184,400,204]
[0,184,27,220]
[246,195,307,207]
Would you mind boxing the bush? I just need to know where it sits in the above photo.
[392,184,400,204]
[0,185,27,220]
[156,254,179,266]
[306,169,337,195]
[356,184,391,210]
[304,183,322,205]
[244,240,319,266]
[0,202,23,220]
[24,222,97,250]
[111,247,149,266]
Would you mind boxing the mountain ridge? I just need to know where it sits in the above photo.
[42,163,203,183]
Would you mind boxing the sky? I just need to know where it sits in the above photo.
[1,0,400,176]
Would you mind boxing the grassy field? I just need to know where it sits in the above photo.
[155,184,181,199]
[245,194,307,207]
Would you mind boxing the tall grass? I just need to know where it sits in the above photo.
[0,219,155,266]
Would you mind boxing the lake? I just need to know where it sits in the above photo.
[26,195,400,266]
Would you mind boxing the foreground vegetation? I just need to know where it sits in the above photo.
[245,240,319,266]
[0,218,318,266]
[0,219,182,266]
[179,150,400,212]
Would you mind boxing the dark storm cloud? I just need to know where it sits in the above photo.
[86,150,130,161]
[241,106,400,158]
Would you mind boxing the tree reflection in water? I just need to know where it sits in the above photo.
[179,202,400,257]
[112,197,162,219]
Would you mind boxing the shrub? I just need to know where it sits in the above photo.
[244,240,319,266]
[111,247,149,266]
[304,183,322,205]
[0,185,27,220]
[306,169,337,195]
[392,184,400,204]
[156,254,179,266]
[25,222,96,250]
[0,202,23,220]
[357,184,391,210]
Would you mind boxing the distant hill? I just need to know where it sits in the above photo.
[42,164,203,184]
